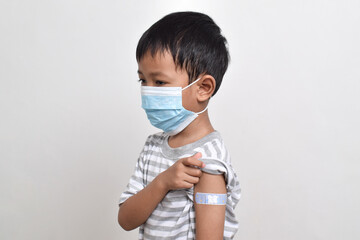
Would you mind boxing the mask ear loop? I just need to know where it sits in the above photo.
[183,77,209,115]
[182,77,201,91]
[196,105,208,115]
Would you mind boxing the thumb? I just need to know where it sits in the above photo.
[193,152,202,159]
[192,152,205,168]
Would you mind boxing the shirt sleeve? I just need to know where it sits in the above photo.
[118,154,146,206]
[118,136,150,206]
[200,158,229,183]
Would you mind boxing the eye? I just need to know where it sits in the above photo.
[155,80,166,85]
[138,79,146,85]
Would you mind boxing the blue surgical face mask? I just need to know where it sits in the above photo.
[141,78,208,136]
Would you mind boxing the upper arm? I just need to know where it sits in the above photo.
[194,172,227,240]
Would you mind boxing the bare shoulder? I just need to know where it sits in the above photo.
[195,172,226,193]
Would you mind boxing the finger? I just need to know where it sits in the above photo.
[184,175,200,185]
[183,153,205,168]
[179,181,194,189]
[185,167,202,177]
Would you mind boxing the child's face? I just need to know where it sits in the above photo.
[137,50,199,112]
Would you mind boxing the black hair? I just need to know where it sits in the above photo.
[136,11,229,96]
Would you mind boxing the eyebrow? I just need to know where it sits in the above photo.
[137,70,169,78]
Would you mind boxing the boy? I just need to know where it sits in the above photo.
[118,12,241,239]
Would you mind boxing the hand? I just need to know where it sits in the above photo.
[157,152,205,191]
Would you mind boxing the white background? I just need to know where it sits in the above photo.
[1,0,359,239]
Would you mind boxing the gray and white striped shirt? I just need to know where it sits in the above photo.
[119,131,241,239]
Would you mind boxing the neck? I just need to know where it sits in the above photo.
[168,110,215,148]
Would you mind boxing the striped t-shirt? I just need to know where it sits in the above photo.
[118,131,241,239]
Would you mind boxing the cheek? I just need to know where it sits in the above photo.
[182,90,196,111]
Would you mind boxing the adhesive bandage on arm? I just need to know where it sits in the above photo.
[195,192,227,205]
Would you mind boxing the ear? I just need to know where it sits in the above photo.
[196,74,216,102]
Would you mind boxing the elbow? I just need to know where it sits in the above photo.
[119,220,134,231]
[118,207,136,231]
[119,223,133,231]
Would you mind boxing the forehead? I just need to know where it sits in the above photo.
[137,50,186,77]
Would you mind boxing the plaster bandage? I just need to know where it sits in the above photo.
[195,192,227,205]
